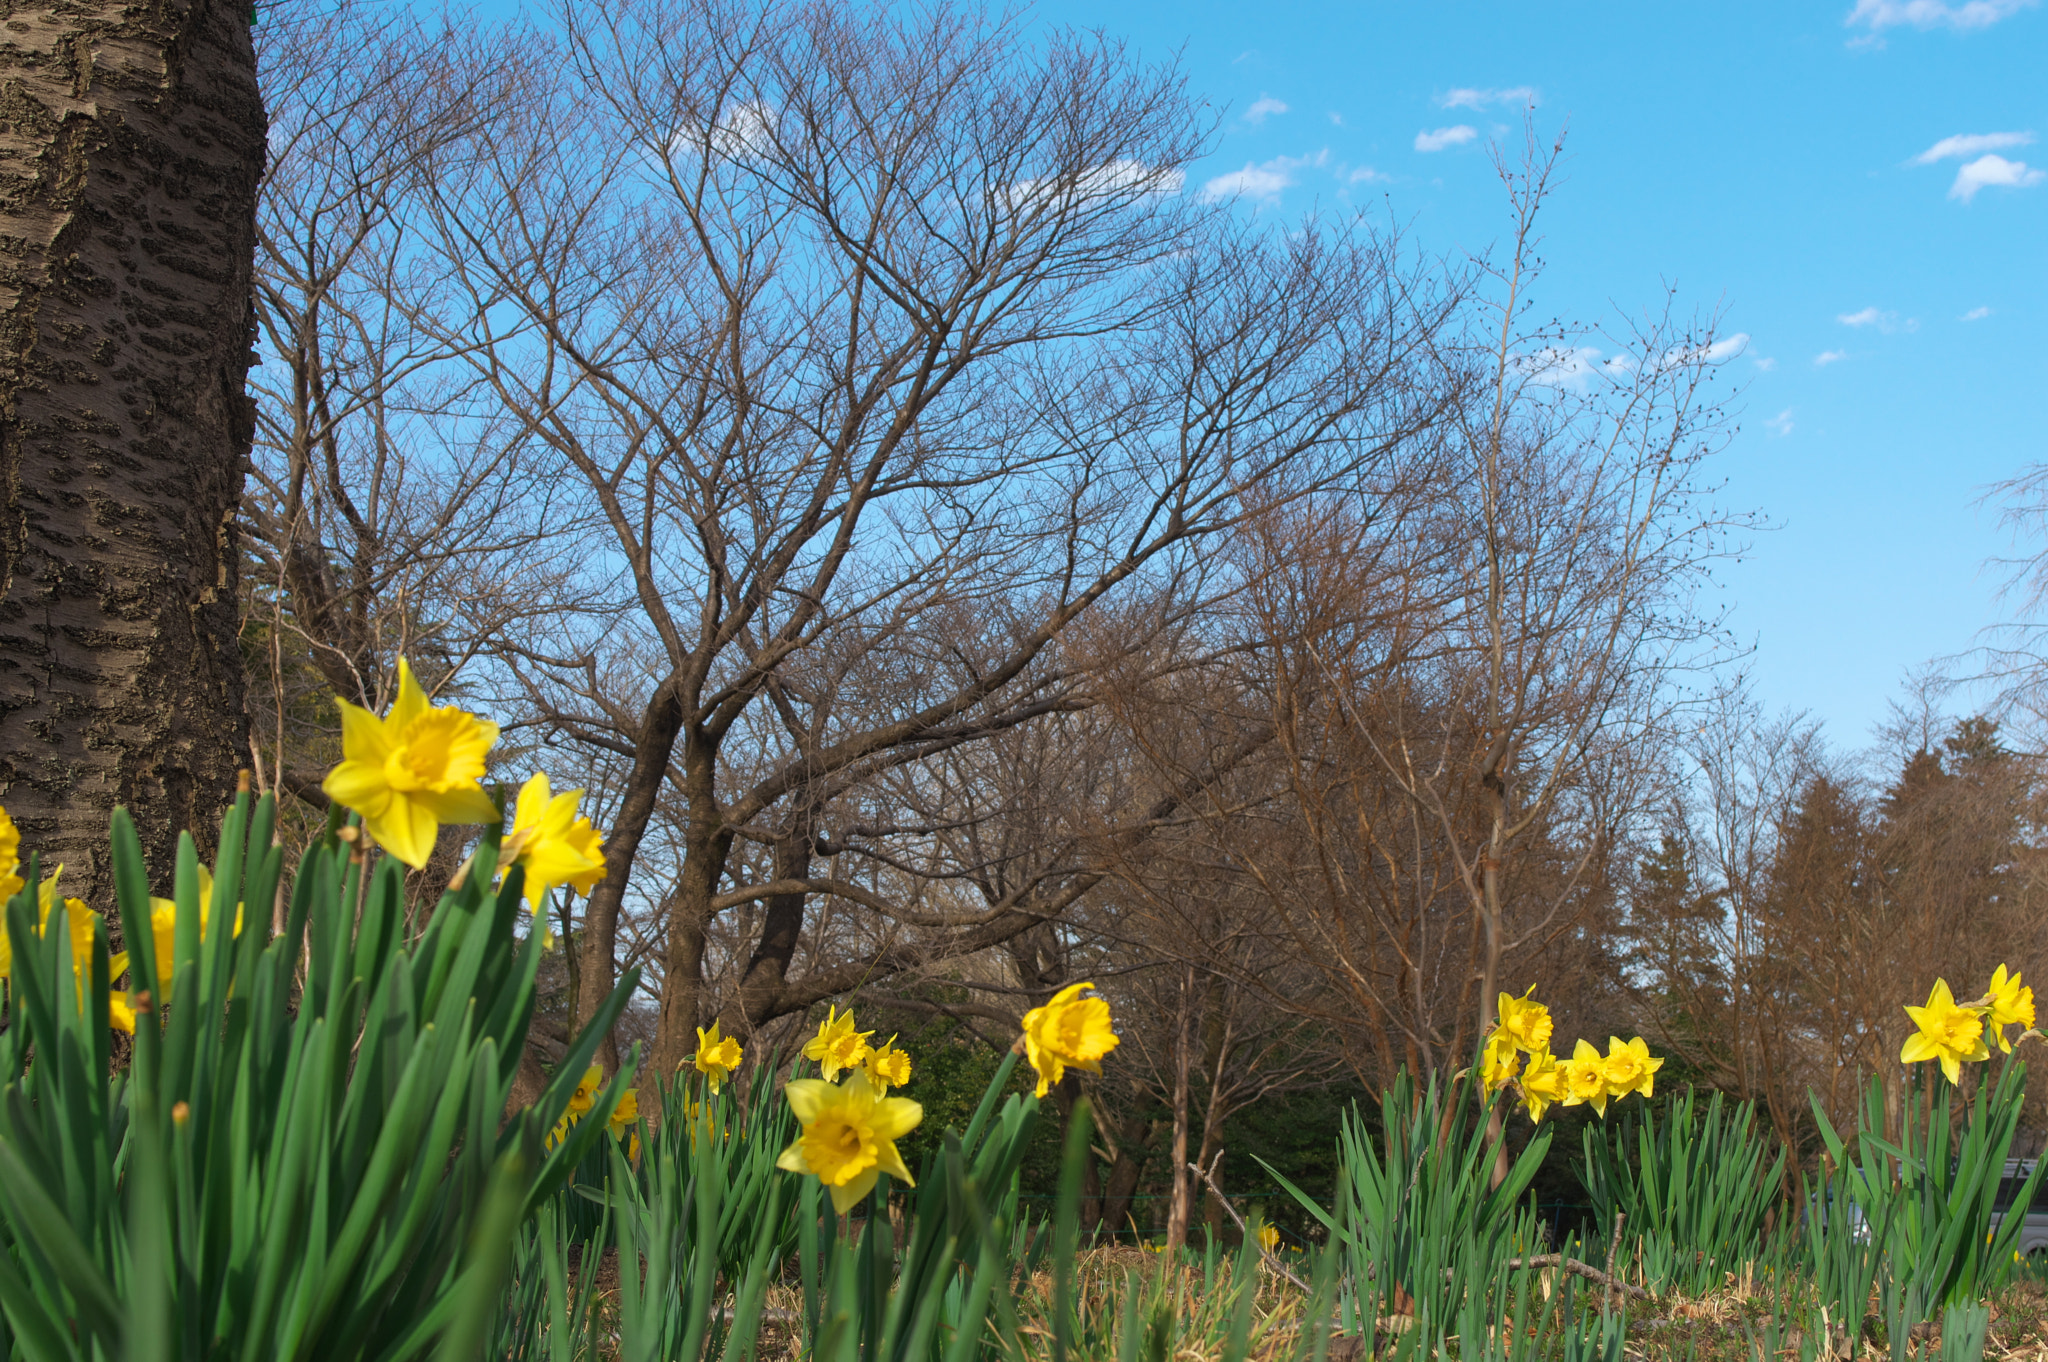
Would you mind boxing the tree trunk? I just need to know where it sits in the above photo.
[1092,1113,1154,1241]
[574,678,684,1042]
[0,0,263,908]
[1164,965,1195,1252]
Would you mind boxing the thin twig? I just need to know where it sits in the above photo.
[1186,1154,1314,1293]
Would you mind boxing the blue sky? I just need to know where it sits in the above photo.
[439,0,2043,746]
[1026,0,2047,747]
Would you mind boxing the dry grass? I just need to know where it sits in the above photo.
[547,1248,2048,1361]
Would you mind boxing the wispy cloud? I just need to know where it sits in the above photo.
[1328,111,1345,127]
[1514,346,1637,391]
[1007,159,1185,211]
[1909,130,2034,164]
[1245,95,1289,126]
[1347,165,1390,184]
[1961,305,1993,321]
[1847,0,2037,30]
[1439,86,1540,111]
[1950,153,2048,202]
[1414,125,1478,153]
[1837,306,1910,332]
[1753,357,1779,372]
[1662,333,1751,368]
[1814,350,1849,367]
[1200,151,1328,204]
[674,100,779,160]
[1765,409,1795,437]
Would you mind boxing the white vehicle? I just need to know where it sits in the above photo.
[1989,1159,2048,1257]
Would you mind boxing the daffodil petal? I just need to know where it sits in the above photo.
[322,758,394,818]
[416,785,501,826]
[829,1169,877,1214]
[784,1079,831,1125]
[389,658,430,732]
[870,1095,924,1143]
[366,799,439,869]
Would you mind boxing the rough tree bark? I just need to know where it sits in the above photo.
[0,0,264,906]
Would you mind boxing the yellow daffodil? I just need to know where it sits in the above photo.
[1987,965,2035,1053]
[608,1087,639,1141]
[137,866,242,1005]
[0,873,131,1028]
[1519,1049,1566,1122]
[0,869,64,981]
[865,1035,913,1092]
[1902,978,1990,1084]
[776,1071,923,1214]
[0,804,21,902]
[1561,1039,1612,1116]
[1480,1032,1522,1094]
[1021,981,1120,1098]
[1257,1223,1280,1253]
[0,883,138,1034]
[674,1095,721,1149]
[1493,988,1554,1055]
[693,1020,745,1093]
[503,773,607,917]
[321,658,500,868]
[1602,1036,1662,1102]
[802,1005,874,1080]
[548,1064,606,1148]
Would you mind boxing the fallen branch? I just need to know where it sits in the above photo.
[1491,1252,1656,1303]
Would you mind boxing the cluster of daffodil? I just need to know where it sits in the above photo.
[541,1016,755,1159]
[1479,988,1663,1123]
[0,660,614,1034]
[546,1064,643,1154]
[774,1006,924,1214]
[1900,965,2037,1084]
[0,817,105,1007]
[324,660,608,917]
[774,982,1121,1215]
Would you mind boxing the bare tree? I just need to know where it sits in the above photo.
[401,0,1456,1078]
[1109,135,1747,1092]
[243,1,564,826]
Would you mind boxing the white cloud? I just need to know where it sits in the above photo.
[1329,112,1344,127]
[1661,332,1751,369]
[1847,0,2037,29]
[1200,151,1328,204]
[1814,349,1849,367]
[1245,95,1289,126]
[1006,159,1185,212]
[674,100,779,160]
[1440,86,1540,111]
[1950,153,2048,202]
[1699,333,1750,364]
[1910,130,2034,164]
[1753,356,1779,372]
[1765,409,1795,437]
[1961,305,1993,320]
[1837,306,1906,334]
[1414,125,1478,153]
[1513,345,1641,391]
[1347,165,1390,184]
[1514,346,1604,390]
